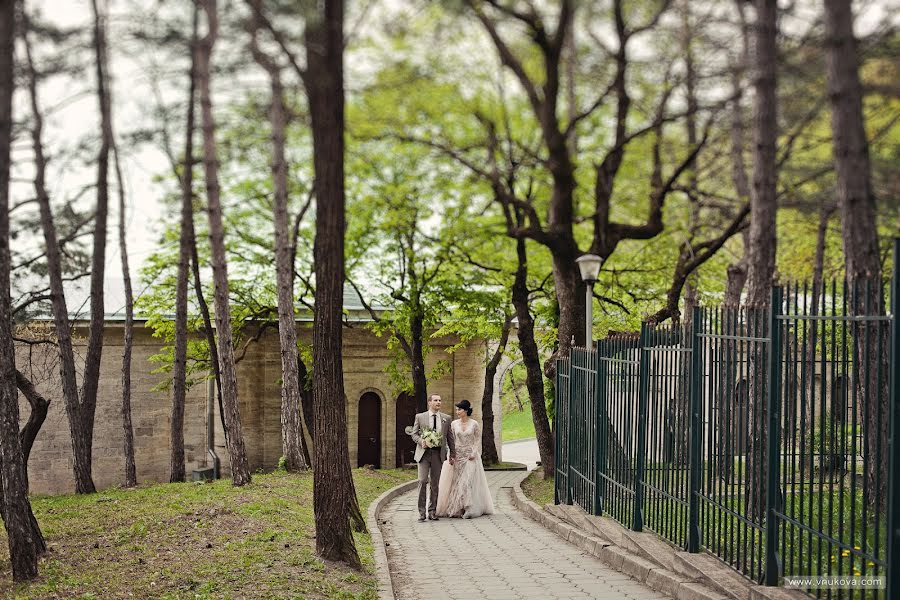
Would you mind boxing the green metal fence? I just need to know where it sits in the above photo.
[555,240,899,598]
[595,333,640,528]
[696,302,771,582]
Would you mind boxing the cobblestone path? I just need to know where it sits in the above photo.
[380,471,667,600]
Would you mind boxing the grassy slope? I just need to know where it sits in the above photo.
[501,405,537,442]
[0,469,413,599]
[521,470,554,508]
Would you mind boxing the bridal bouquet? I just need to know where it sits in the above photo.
[421,427,443,449]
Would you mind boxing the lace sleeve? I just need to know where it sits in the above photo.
[472,421,481,459]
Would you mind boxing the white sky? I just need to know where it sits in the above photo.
[12,0,176,314]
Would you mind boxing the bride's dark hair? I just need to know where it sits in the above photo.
[455,399,473,416]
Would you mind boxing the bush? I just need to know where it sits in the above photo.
[802,423,859,474]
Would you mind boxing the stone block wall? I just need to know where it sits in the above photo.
[16,321,486,495]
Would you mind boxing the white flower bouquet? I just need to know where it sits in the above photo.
[421,427,443,449]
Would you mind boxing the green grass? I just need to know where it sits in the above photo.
[502,405,537,442]
[521,469,554,508]
[559,453,886,588]
[483,461,527,471]
[0,469,413,599]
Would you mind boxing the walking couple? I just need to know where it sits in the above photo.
[411,394,494,522]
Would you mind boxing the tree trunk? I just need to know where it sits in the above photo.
[67,0,115,496]
[250,31,308,472]
[824,0,881,282]
[550,250,585,369]
[480,315,513,465]
[746,0,778,307]
[196,0,251,486]
[100,0,137,489]
[190,195,226,440]
[409,309,428,413]
[271,69,308,472]
[14,371,49,475]
[564,6,577,157]
[509,368,524,412]
[306,0,361,568]
[190,209,229,441]
[718,5,751,482]
[170,8,198,484]
[0,0,43,578]
[823,0,887,506]
[746,0,778,521]
[800,205,833,472]
[113,147,136,487]
[298,355,314,449]
[23,12,94,494]
[673,283,697,466]
[181,10,225,441]
[512,236,555,476]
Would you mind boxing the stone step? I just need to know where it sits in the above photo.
[749,586,813,600]
[672,552,754,600]
[546,503,623,543]
[585,514,628,546]
[620,529,678,571]
[534,498,810,600]
[546,504,615,546]
[544,504,573,523]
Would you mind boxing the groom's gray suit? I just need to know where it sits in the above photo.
[411,410,454,519]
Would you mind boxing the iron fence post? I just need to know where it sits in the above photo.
[554,358,562,506]
[688,306,703,553]
[633,323,650,532]
[764,286,784,586]
[595,340,606,515]
[566,350,578,505]
[886,238,900,599]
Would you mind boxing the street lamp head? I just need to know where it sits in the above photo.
[576,254,602,284]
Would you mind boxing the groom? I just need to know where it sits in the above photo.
[411,393,454,522]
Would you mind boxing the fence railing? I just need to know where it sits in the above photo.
[555,240,899,599]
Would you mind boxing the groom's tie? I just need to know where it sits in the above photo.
[432,413,437,431]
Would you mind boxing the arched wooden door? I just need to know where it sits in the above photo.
[395,392,417,467]
[358,392,381,468]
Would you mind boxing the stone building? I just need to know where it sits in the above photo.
[16,294,489,495]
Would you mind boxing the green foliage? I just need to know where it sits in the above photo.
[135,0,898,394]
[137,97,317,390]
[347,138,510,394]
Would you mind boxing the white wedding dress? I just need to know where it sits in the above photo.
[435,419,494,518]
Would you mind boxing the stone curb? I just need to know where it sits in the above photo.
[508,481,811,600]
[508,481,727,600]
[366,478,419,600]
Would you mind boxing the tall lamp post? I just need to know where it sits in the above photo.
[576,254,602,347]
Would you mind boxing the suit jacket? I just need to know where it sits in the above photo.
[411,410,454,463]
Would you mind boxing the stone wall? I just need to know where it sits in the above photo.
[15,321,486,495]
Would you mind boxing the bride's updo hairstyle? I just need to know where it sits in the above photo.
[455,399,473,416]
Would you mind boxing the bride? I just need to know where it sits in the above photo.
[435,400,494,518]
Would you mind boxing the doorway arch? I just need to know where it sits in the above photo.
[358,392,382,468]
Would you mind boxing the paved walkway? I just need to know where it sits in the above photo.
[380,471,667,600]
[500,437,539,471]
